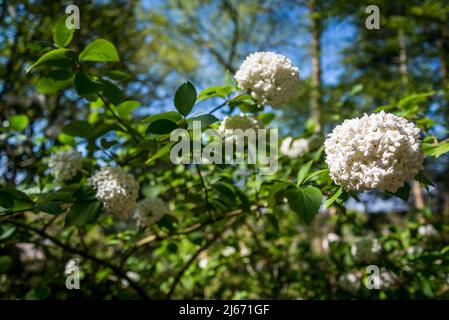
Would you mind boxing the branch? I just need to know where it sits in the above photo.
[5,219,151,300]
[166,232,220,299]
[97,92,143,143]
[195,163,210,215]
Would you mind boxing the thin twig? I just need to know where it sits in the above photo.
[195,163,210,214]
[208,92,246,114]
[97,92,143,142]
[166,232,221,299]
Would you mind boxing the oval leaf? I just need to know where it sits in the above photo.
[79,39,120,62]
[65,200,102,226]
[146,119,179,135]
[37,70,74,94]
[27,49,77,73]
[174,81,197,116]
[9,115,29,131]
[53,14,74,48]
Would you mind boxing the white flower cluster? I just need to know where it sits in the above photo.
[88,167,139,219]
[351,237,382,263]
[418,224,438,237]
[280,137,310,158]
[49,150,83,182]
[406,245,424,255]
[235,51,300,107]
[324,111,424,192]
[378,268,400,290]
[218,113,261,134]
[322,232,341,252]
[338,272,361,293]
[133,197,170,227]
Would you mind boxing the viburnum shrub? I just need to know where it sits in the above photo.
[2,16,449,300]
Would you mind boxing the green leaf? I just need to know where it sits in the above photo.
[157,214,178,231]
[398,92,434,110]
[9,114,29,131]
[267,181,291,208]
[27,48,77,73]
[25,285,51,300]
[0,256,12,273]
[37,69,74,94]
[212,182,235,199]
[142,112,182,124]
[324,186,343,209]
[421,278,434,298]
[297,160,313,186]
[303,169,329,184]
[0,225,16,240]
[35,202,64,215]
[38,190,75,202]
[79,39,119,62]
[65,200,102,226]
[174,81,197,116]
[106,70,130,80]
[74,186,97,201]
[74,72,102,96]
[197,85,232,102]
[101,80,124,105]
[431,141,449,158]
[53,14,74,48]
[62,120,90,138]
[0,191,14,209]
[187,114,219,129]
[258,112,276,125]
[415,171,435,187]
[27,41,53,52]
[145,142,175,164]
[146,119,179,135]
[286,186,322,225]
[117,100,140,117]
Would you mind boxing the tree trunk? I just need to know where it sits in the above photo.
[398,28,408,89]
[437,25,449,120]
[398,28,425,210]
[308,0,322,132]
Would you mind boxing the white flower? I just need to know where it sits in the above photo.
[406,245,424,255]
[121,271,140,287]
[418,224,438,237]
[49,150,83,182]
[324,111,424,192]
[218,113,261,134]
[280,137,310,158]
[281,135,321,159]
[16,242,45,262]
[339,272,361,293]
[133,197,169,227]
[239,244,250,257]
[235,51,300,107]
[351,237,382,263]
[198,252,209,269]
[378,268,400,290]
[222,246,236,257]
[322,232,341,252]
[88,167,139,219]
[64,258,80,275]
